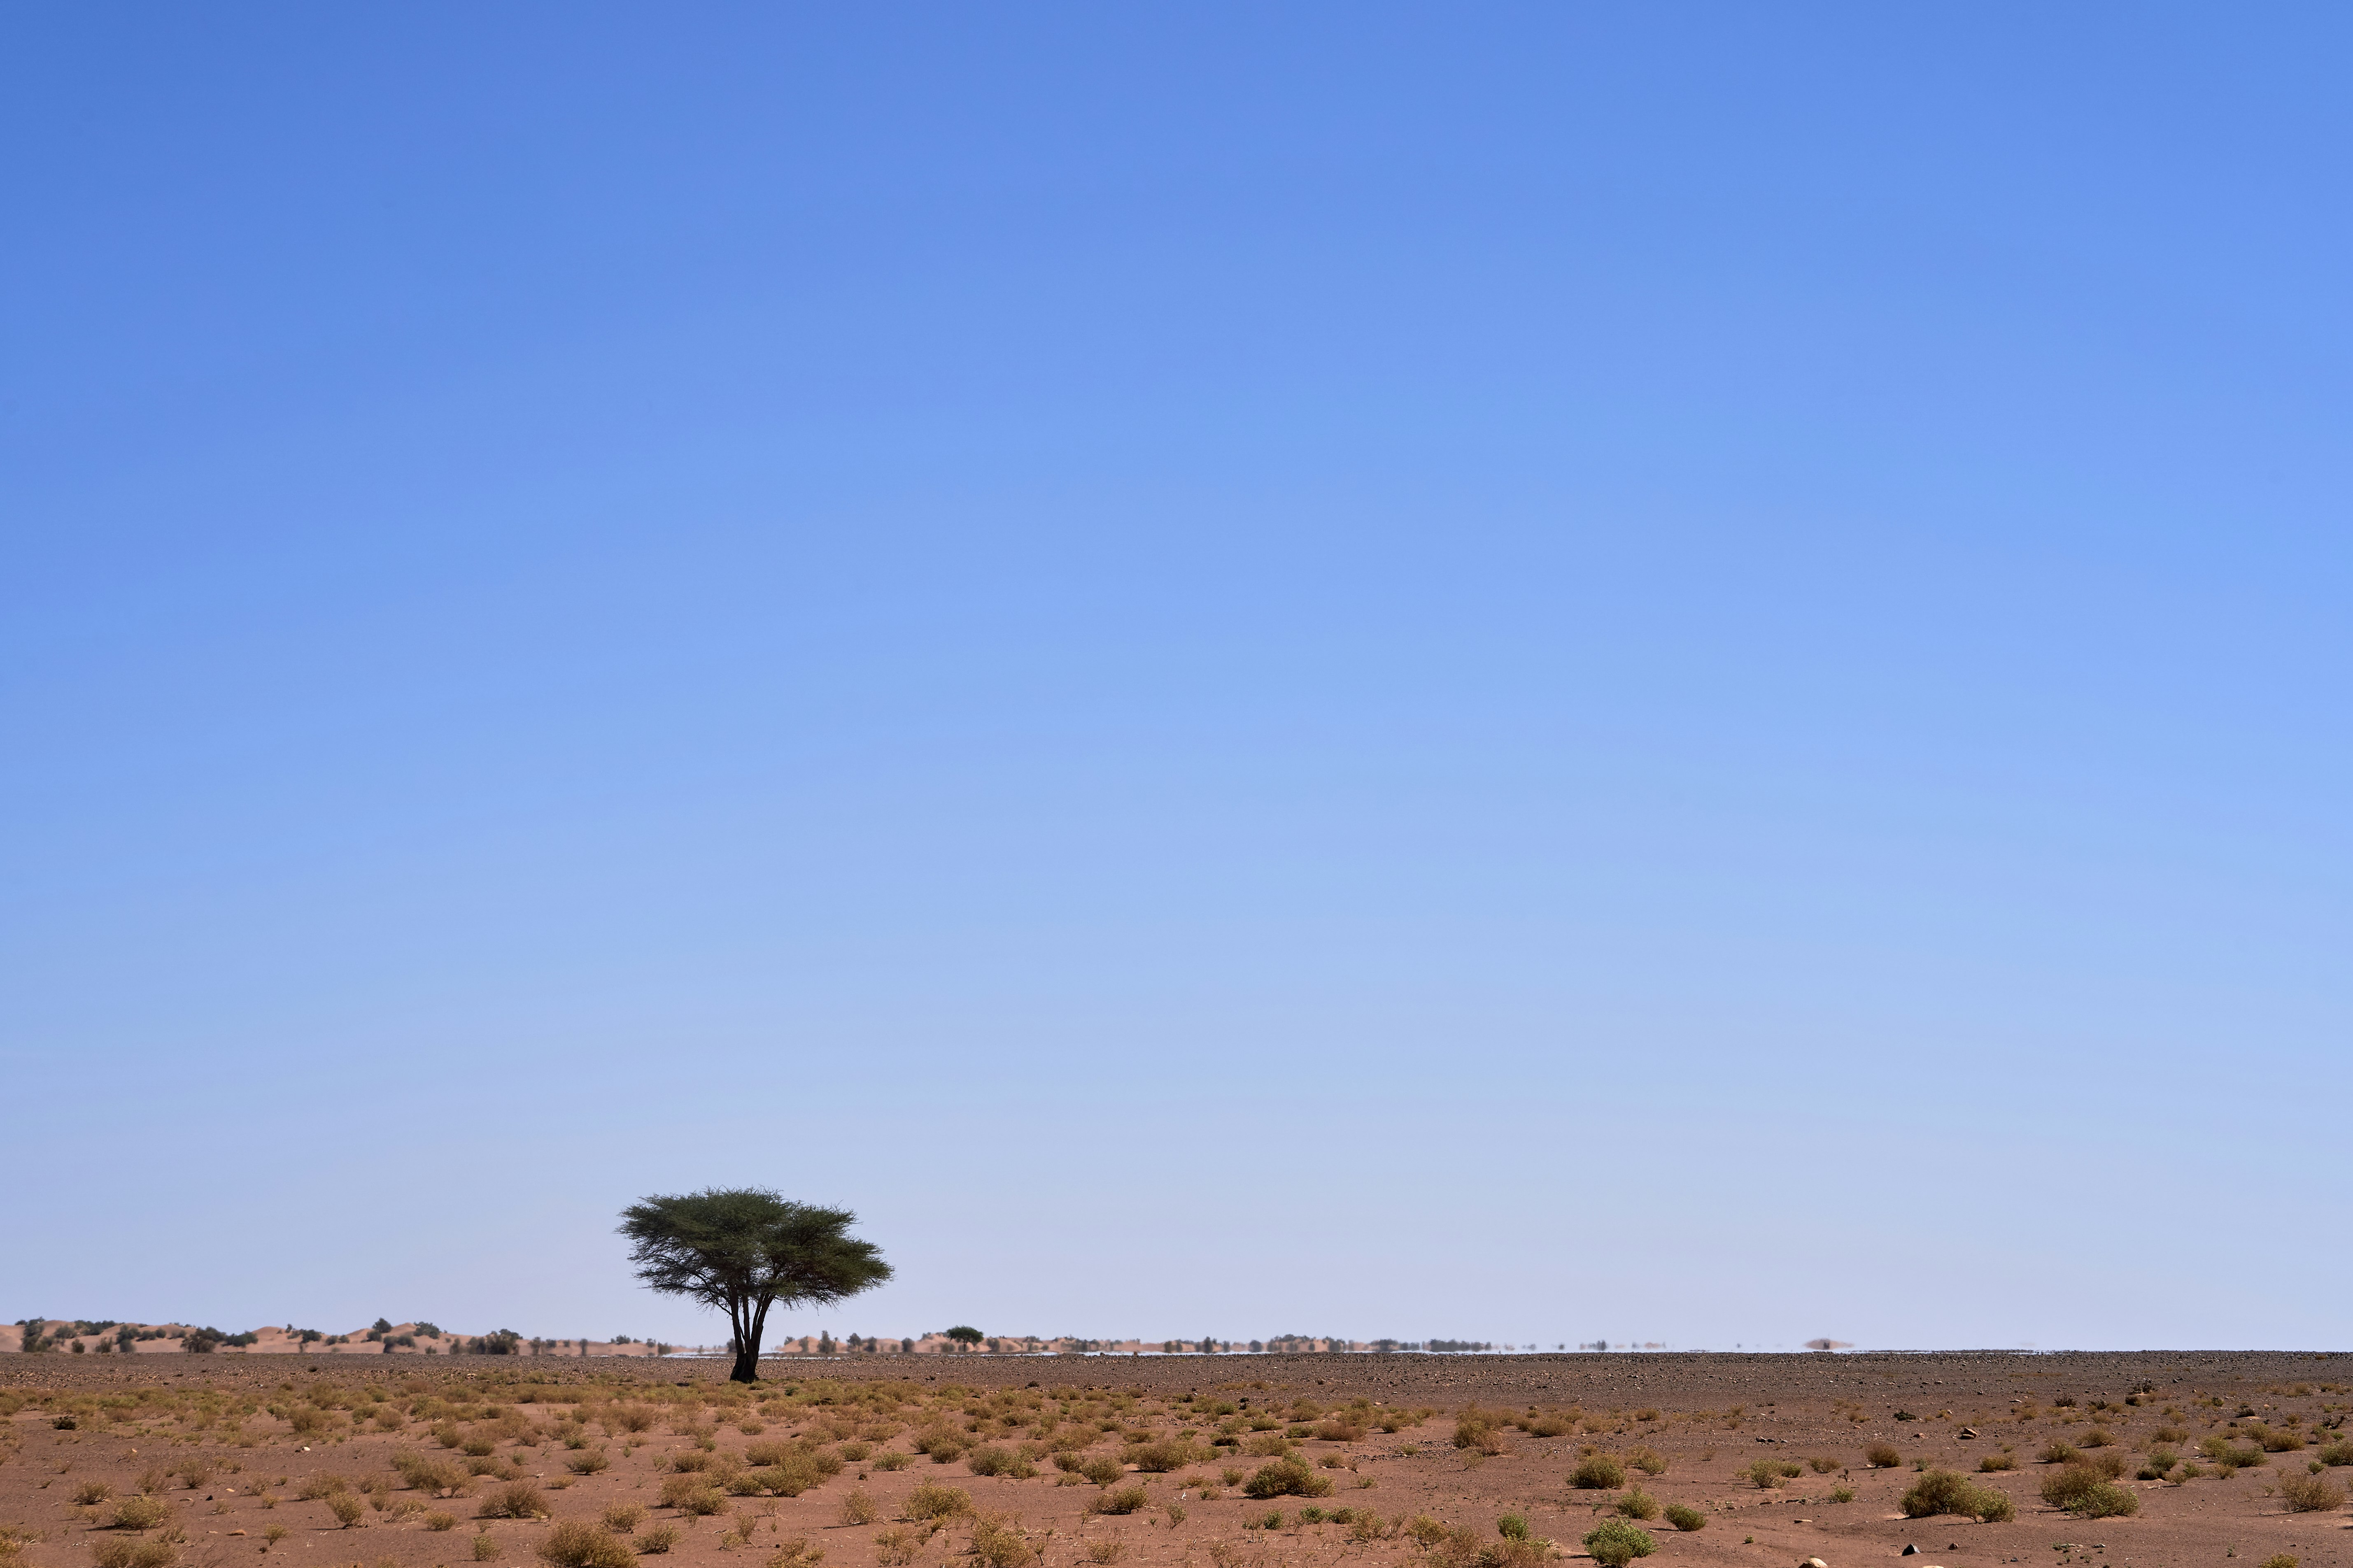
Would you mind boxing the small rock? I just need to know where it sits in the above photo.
[1903,1547,1920,1557]
[1801,1558,1827,1568]
[1959,1428,1979,1439]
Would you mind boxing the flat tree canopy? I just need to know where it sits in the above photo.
[618,1189,891,1382]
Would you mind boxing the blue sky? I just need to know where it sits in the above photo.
[4,4,2348,1353]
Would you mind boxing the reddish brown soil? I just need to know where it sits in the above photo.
[4,1352,2346,1568]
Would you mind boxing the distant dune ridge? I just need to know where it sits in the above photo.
[3,1322,1515,1357]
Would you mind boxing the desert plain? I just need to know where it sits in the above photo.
[3,1351,2346,1568]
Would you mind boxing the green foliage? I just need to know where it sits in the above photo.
[1243,1458,1333,1499]
[1581,1521,1656,1568]
[1661,1505,1705,1533]
[1572,1455,1626,1489]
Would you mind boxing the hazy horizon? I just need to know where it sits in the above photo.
[5,5,2348,1353]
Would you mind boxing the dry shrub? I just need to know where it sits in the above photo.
[1314,1419,1366,1443]
[634,1527,680,1556]
[1242,1457,1331,1500]
[1979,1452,2018,1473]
[968,1514,1032,1568]
[296,1477,346,1503]
[1078,1457,1124,1488]
[1900,1470,2014,1521]
[1582,1520,1656,1568]
[904,1483,974,1522]
[1628,1447,1668,1476]
[873,1529,922,1567]
[396,1454,473,1497]
[1864,1443,1903,1469]
[2080,1429,2114,1449]
[967,1447,1039,1480]
[609,1407,657,1435]
[1616,1489,1660,1520]
[566,1450,610,1477]
[1086,1543,1125,1566]
[1806,1456,1839,1475]
[2040,1466,2139,1518]
[2038,1440,2082,1466]
[1242,1435,1292,1459]
[328,1494,368,1528]
[1661,1505,1705,1533]
[655,1477,726,1517]
[478,1484,550,1521]
[2279,1473,2344,1513]
[74,1483,116,1506]
[1124,1440,1199,1474]
[90,1540,174,1568]
[1573,1454,1626,1490]
[109,1499,170,1532]
[428,1514,459,1532]
[1745,1459,1787,1490]
[1090,1487,1148,1517]
[1524,1413,1576,1438]
[474,1536,502,1563]
[2260,1428,2306,1454]
[538,1522,633,1568]
[602,1506,645,1535]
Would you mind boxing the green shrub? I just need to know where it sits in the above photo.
[1079,1457,1124,1487]
[1243,1457,1332,1499]
[1616,1490,1659,1521]
[1573,1455,1627,1490]
[1661,1505,1704,1533]
[1582,1521,1656,1568]
[1124,1440,1200,1474]
[1745,1459,1786,1490]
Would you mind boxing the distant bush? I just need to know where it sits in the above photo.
[2279,1473,2344,1513]
[90,1540,174,1568]
[1978,1452,2017,1473]
[602,1506,644,1535]
[1806,1456,1838,1474]
[904,1484,973,1522]
[1582,1521,1656,1568]
[634,1528,679,1556]
[2318,1440,2353,1468]
[1662,1505,1705,1533]
[1616,1490,1659,1521]
[1091,1486,1149,1517]
[1746,1459,1786,1490]
[1628,1447,1668,1476]
[1899,1470,2013,1522]
[2039,1466,2138,1519]
[327,1494,366,1528]
[109,1499,169,1532]
[965,1447,1038,1480]
[537,1522,633,1568]
[1864,1444,1902,1469]
[1123,1440,1200,1474]
[1243,1458,1332,1499]
[478,1484,550,1521]
[1078,1457,1124,1487]
[1573,1455,1626,1490]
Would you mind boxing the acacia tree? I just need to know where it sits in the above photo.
[618,1189,891,1382]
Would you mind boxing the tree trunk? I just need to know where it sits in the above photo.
[730,1345,759,1382]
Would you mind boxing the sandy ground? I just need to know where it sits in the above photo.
[4,1352,2346,1568]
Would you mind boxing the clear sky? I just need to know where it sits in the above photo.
[5,5,2348,1354]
